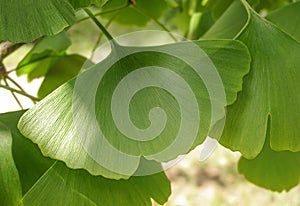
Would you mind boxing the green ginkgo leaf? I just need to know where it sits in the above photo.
[18,39,250,178]
[204,0,300,158]
[16,31,71,81]
[238,122,300,192]
[266,1,300,42]
[0,111,171,206]
[0,0,75,43]
[37,54,87,99]
[0,122,22,206]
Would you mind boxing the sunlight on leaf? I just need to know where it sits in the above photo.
[18,40,250,178]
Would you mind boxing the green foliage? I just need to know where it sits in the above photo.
[238,122,300,192]
[17,40,250,178]
[1,0,300,204]
[101,0,167,26]
[0,111,171,206]
[0,123,22,206]
[0,0,75,43]
[205,0,300,158]
[68,0,109,9]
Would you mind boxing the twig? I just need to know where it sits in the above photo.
[0,84,40,102]
[132,5,178,42]
[3,77,23,109]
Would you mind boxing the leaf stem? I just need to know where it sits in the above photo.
[0,84,40,102]
[132,5,178,42]
[77,4,129,23]
[91,13,119,57]
[6,75,36,104]
[84,8,114,41]
[3,77,23,109]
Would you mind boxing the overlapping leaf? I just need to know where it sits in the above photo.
[0,111,171,206]
[0,122,22,206]
[37,54,87,98]
[18,40,250,178]
[238,122,300,192]
[16,32,88,98]
[0,0,75,43]
[266,1,300,42]
[17,32,71,80]
[204,0,300,158]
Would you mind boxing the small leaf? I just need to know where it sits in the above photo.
[0,122,22,206]
[238,122,300,192]
[38,54,87,98]
[18,40,250,178]
[16,31,71,80]
[205,0,300,158]
[0,0,75,43]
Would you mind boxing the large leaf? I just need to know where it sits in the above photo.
[0,111,171,206]
[18,40,250,178]
[0,122,22,206]
[266,1,300,42]
[204,0,300,158]
[0,0,75,43]
[238,122,300,192]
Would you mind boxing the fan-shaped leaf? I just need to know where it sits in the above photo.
[0,122,22,206]
[0,111,171,206]
[238,122,300,192]
[205,0,300,158]
[0,0,75,43]
[37,54,87,98]
[16,32,71,80]
[18,40,250,178]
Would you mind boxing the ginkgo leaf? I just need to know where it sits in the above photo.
[38,54,87,98]
[266,1,300,42]
[204,0,300,158]
[0,122,22,206]
[0,0,75,43]
[238,122,300,192]
[18,40,250,178]
[0,111,171,206]
[16,31,71,80]
[68,0,109,9]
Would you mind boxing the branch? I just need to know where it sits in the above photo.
[0,42,24,75]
